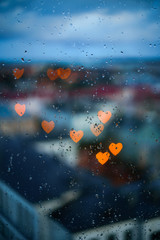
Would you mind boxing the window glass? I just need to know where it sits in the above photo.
[0,0,160,239]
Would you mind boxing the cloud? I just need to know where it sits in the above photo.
[0,8,159,42]
[0,8,159,60]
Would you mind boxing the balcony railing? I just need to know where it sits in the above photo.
[0,181,72,240]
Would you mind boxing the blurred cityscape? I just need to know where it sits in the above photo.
[0,58,160,238]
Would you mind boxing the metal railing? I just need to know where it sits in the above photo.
[0,181,72,240]
[74,218,160,240]
[74,220,139,240]
[142,218,160,240]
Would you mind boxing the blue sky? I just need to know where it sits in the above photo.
[0,0,160,63]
